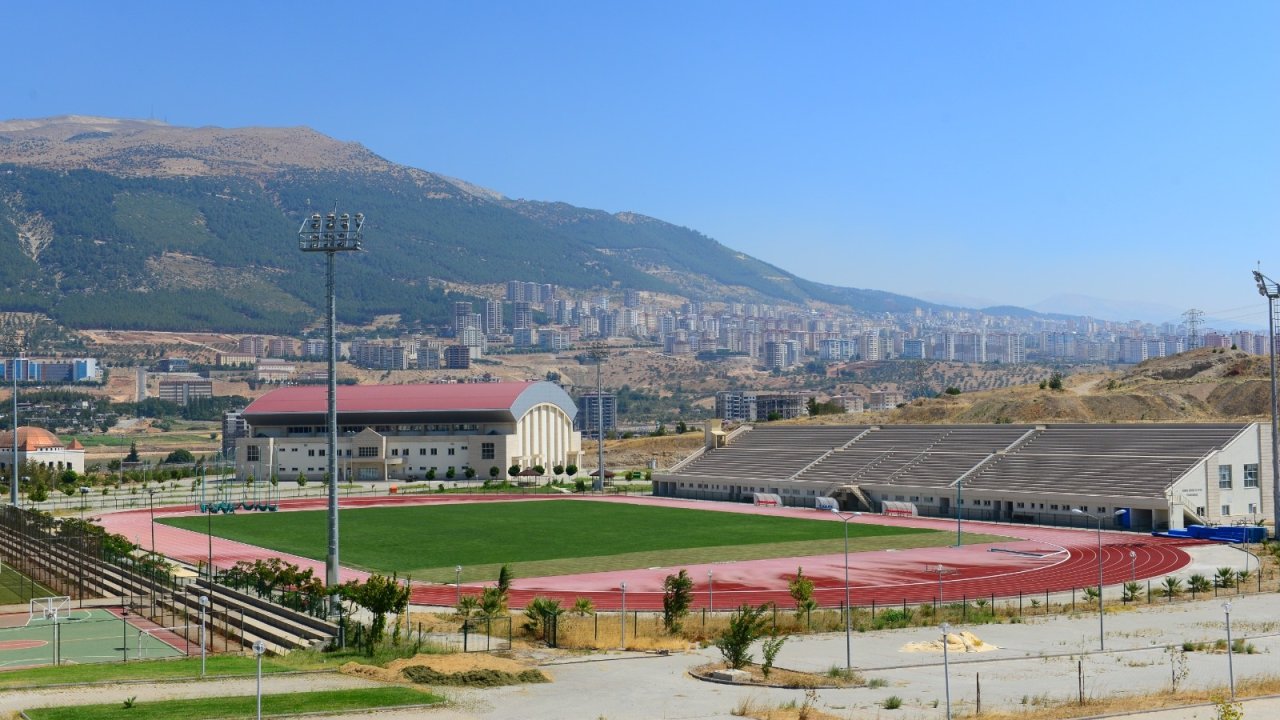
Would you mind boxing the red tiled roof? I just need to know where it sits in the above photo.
[244,382,539,416]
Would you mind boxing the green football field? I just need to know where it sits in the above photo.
[161,500,1007,582]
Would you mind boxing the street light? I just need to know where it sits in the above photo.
[1071,508,1105,650]
[455,565,462,608]
[619,581,627,650]
[941,621,953,720]
[1254,269,1280,540]
[587,346,608,492]
[707,569,714,613]
[147,488,158,553]
[953,477,964,547]
[1223,601,1235,700]
[299,210,365,598]
[253,639,266,719]
[198,595,209,678]
[831,508,860,671]
[1129,550,1137,583]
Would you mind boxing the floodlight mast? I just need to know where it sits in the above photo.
[299,211,364,594]
[1254,269,1280,540]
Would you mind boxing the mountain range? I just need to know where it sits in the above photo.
[0,116,1028,332]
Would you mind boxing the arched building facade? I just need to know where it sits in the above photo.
[236,381,583,483]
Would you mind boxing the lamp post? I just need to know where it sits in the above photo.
[299,211,364,601]
[831,508,860,671]
[78,486,89,520]
[954,478,964,546]
[253,639,266,719]
[619,581,627,650]
[1071,508,1105,650]
[199,595,209,678]
[1223,601,1235,700]
[147,488,157,553]
[455,565,462,608]
[1129,550,1137,583]
[1253,269,1280,540]
[707,569,713,613]
[941,621,953,720]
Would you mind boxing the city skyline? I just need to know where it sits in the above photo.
[5,2,1277,326]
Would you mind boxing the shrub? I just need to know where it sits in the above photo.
[716,603,771,669]
[883,695,903,710]
[1189,574,1212,594]
[662,569,693,633]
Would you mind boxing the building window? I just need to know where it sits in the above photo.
[358,446,378,458]
[481,443,495,460]
[308,449,315,457]
[246,445,260,462]
[448,448,456,456]
[1222,504,1231,516]
[1219,466,1233,489]
[319,449,325,457]
[1244,464,1259,488]
[430,448,438,456]
[419,449,427,456]
[1248,502,1258,515]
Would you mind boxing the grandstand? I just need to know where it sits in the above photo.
[653,423,1271,532]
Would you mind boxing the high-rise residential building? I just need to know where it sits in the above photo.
[574,391,617,439]
[222,410,247,458]
[453,302,474,335]
[513,301,533,330]
[484,300,503,335]
[861,331,882,361]
[443,345,471,369]
[238,336,266,357]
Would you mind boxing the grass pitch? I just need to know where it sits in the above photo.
[161,500,1007,582]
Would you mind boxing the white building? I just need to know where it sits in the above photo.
[0,427,86,476]
[236,381,582,483]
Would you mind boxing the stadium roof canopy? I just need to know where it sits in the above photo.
[243,381,577,426]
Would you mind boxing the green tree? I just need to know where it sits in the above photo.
[508,464,521,478]
[296,471,307,487]
[163,448,195,464]
[676,420,688,434]
[496,564,513,610]
[715,603,771,669]
[662,569,693,633]
[565,464,578,477]
[522,597,564,642]
[426,468,436,481]
[341,573,410,653]
[1048,372,1065,391]
[464,467,476,480]
[446,467,456,480]
[489,466,501,480]
[125,441,140,463]
[788,567,817,622]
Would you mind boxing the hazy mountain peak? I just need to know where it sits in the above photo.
[0,116,393,177]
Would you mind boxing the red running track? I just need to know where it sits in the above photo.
[98,494,1200,612]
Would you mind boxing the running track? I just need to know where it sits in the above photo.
[98,495,1200,612]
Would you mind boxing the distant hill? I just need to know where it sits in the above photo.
[889,348,1270,424]
[0,116,939,332]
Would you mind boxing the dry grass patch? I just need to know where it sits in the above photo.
[693,661,865,690]
[957,675,1280,719]
[341,651,546,685]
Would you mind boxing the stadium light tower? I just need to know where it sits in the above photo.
[299,210,364,595]
[1253,269,1280,540]
[9,353,17,505]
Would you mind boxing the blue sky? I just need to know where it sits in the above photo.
[6,2,1278,327]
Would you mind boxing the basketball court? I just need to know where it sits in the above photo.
[0,598,188,669]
